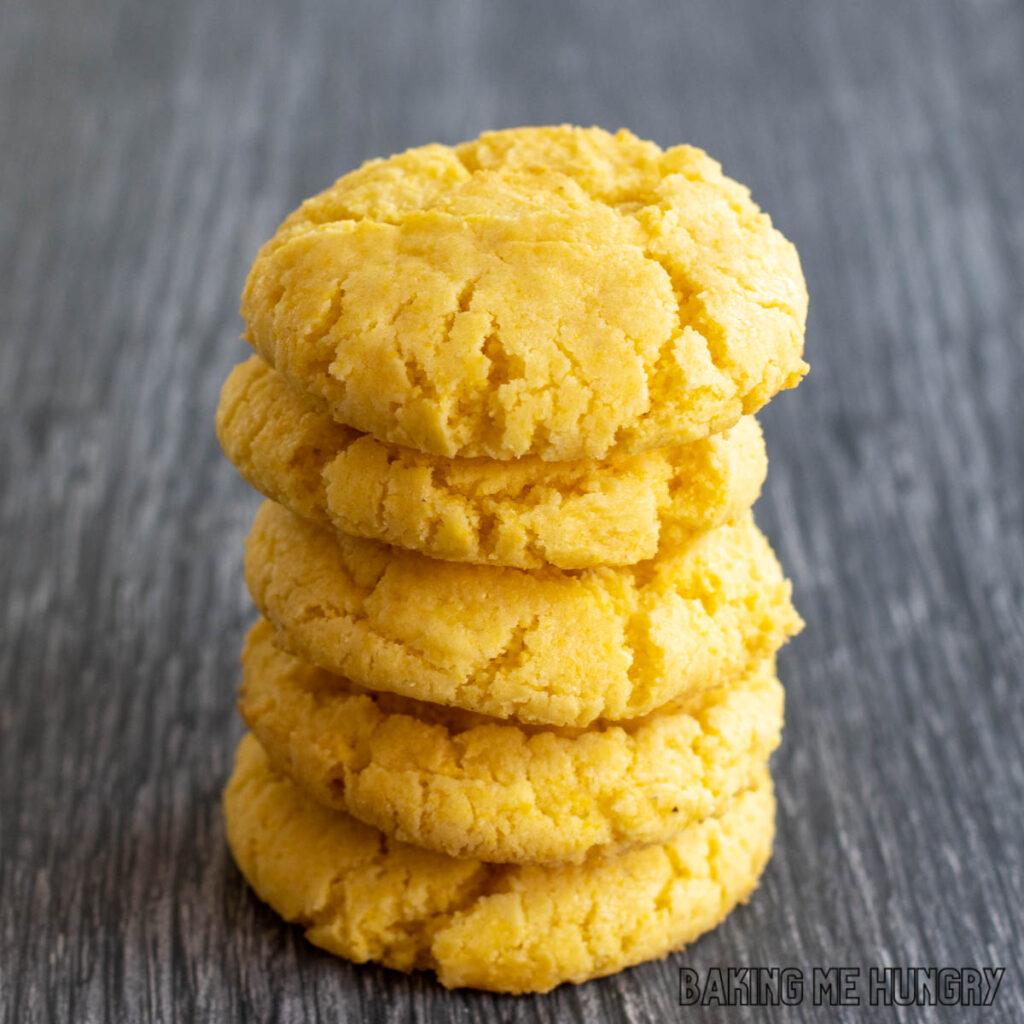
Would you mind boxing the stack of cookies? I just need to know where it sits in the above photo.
[215,126,807,994]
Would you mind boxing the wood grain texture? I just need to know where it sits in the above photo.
[1,0,1022,1020]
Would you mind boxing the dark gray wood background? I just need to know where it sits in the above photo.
[2,0,1022,1020]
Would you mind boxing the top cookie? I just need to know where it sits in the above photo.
[241,125,807,460]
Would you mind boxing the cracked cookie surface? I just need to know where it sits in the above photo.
[239,618,783,863]
[224,733,775,993]
[244,500,802,726]
[217,355,767,569]
[241,125,807,460]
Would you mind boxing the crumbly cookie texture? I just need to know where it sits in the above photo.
[239,618,782,863]
[244,500,802,727]
[241,125,807,461]
[225,733,775,993]
[217,355,768,569]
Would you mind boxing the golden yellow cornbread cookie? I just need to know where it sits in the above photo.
[225,733,775,993]
[241,125,807,461]
[239,617,783,863]
[244,500,802,727]
[217,355,768,569]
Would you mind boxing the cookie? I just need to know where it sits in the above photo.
[224,733,775,993]
[241,125,807,461]
[239,617,783,863]
[217,355,768,569]
[244,500,802,727]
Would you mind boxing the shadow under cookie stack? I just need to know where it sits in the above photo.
[215,126,807,994]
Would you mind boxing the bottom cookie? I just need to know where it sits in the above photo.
[224,733,775,993]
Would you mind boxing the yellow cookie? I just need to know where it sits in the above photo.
[241,125,807,460]
[244,500,802,727]
[225,733,775,993]
[217,355,768,569]
[239,617,783,863]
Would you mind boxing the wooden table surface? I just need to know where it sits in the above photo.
[2,0,1022,1020]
